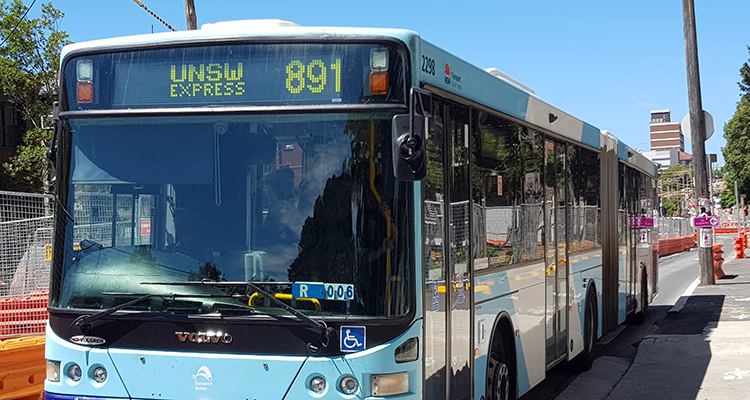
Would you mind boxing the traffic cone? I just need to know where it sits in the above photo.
[735,236,746,259]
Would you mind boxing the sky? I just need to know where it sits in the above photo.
[33,0,750,166]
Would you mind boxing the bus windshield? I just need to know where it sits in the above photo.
[51,113,412,319]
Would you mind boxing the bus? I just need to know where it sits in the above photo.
[44,20,658,400]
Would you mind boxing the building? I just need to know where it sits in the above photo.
[641,110,692,170]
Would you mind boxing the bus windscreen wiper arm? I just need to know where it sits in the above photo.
[143,281,335,347]
[73,293,176,332]
[73,291,248,332]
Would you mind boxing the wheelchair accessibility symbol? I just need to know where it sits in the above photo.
[340,326,366,352]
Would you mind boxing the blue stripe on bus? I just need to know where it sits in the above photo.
[474,270,532,395]
[617,140,630,161]
[581,122,601,149]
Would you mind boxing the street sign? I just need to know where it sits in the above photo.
[691,215,719,228]
[699,228,712,248]
[630,217,654,229]
[682,111,715,141]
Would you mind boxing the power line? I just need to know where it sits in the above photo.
[0,0,38,48]
[131,0,176,32]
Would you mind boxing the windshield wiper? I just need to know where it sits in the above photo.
[72,292,253,333]
[72,293,175,333]
[143,281,335,347]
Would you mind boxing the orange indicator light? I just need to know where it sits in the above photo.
[77,81,93,104]
[370,71,388,95]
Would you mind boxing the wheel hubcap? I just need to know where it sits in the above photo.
[494,362,509,400]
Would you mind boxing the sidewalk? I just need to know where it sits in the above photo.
[558,240,750,400]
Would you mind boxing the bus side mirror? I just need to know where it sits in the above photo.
[392,114,427,181]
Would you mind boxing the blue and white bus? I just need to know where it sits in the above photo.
[45,20,658,400]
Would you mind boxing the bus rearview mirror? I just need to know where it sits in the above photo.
[392,114,427,181]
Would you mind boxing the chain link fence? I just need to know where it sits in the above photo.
[659,217,692,239]
[0,191,53,338]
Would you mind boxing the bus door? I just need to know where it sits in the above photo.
[422,97,472,400]
[625,166,637,314]
[543,140,569,365]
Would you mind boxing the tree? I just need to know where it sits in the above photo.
[722,106,750,199]
[722,47,750,202]
[720,188,736,209]
[0,1,70,193]
[739,46,750,108]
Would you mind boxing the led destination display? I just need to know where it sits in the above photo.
[115,55,343,107]
[63,43,404,110]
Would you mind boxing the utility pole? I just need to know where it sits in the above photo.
[184,0,197,30]
[682,0,714,284]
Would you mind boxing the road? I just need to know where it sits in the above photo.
[519,235,735,399]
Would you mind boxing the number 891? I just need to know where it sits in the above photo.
[285,59,341,94]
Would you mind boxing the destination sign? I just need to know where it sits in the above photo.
[63,43,404,110]
[113,54,344,107]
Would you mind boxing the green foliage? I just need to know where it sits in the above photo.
[661,196,679,217]
[722,105,750,198]
[3,126,51,192]
[720,188,736,209]
[663,164,686,173]
[740,46,750,107]
[721,47,750,202]
[0,0,70,193]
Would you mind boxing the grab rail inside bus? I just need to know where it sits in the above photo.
[248,292,322,312]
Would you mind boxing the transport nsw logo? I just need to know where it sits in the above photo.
[193,365,213,391]
[443,63,463,90]
[176,331,233,344]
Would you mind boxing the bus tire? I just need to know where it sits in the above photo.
[487,321,517,400]
[631,268,648,324]
[572,287,597,372]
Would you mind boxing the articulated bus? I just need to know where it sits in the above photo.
[45,20,658,400]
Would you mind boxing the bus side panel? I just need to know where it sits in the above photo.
[618,243,628,324]
[418,41,530,122]
[567,250,603,360]
[474,262,546,398]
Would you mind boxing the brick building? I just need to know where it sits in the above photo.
[641,110,692,170]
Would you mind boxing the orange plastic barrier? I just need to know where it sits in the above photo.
[736,236,747,259]
[658,234,698,257]
[0,291,48,338]
[0,335,45,400]
[713,243,726,280]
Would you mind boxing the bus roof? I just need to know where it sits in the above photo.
[60,20,420,60]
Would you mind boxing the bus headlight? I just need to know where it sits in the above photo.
[310,376,326,393]
[46,360,60,382]
[339,376,359,394]
[372,372,409,396]
[66,363,82,382]
[91,366,107,383]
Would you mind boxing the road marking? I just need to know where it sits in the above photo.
[668,277,700,314]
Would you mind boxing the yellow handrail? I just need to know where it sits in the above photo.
[248,293,322,312]
[369,120,393,316]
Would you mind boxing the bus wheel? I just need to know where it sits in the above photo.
[572,288,597,371]
[487,329,516,400]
